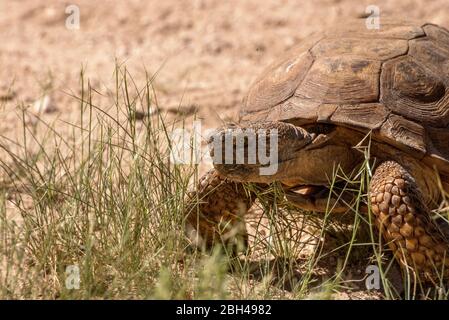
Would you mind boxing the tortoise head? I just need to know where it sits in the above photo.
[208,120,361,213]
[208,121,312,182]
[208,121,358,184]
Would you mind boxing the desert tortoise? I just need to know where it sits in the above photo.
[185,19,449,282]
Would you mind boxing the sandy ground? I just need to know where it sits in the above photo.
[1,0,449,299]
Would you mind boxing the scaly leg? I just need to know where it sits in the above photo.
[185,169,256,250]
[370,161,449,282]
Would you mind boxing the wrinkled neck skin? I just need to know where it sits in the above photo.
[213,123,444,210]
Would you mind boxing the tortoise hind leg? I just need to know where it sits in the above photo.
[185,169,255,251]
[370,161,449,282]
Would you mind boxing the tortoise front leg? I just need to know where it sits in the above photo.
[185,169,256,250]
[370,161,449,282]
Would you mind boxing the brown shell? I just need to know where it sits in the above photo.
[240,19,449,175]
